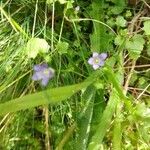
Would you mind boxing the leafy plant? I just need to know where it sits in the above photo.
[0,0,150,149]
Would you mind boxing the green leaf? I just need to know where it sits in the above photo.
[111,6,124,15]
[89,89,106,141]
[134,102,150,143]
[90,0,114,52]
[103,66,134,113]
[76,86,96,150]
[114,35,125,46]
[111,0,126,5]
[116,16,126,27]
[88,89,119,150]
[110,0,126,15]
[26,38,50,59]
[112,102,123,150]
[147,44,150,56]
[125,34,145,59]
[47,0,67,4]
[66,1,73,9]
[143,20,150,35]
[56,41,69,54]
[125,10,132,18]
[58,0,67,4]
[0,81,92,116]
[135,103,150,119]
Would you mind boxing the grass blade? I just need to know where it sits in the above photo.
[0,81,92,116]
[88,90,119,150]
[112,102,122,150]
[76,86,96,150]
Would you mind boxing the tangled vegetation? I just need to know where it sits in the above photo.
[0,0,150,149]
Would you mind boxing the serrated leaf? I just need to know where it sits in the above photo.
[125,34,145,59]
[116,16,126,27]
[56,41,69,54]
[143,20,150,35]
[110,0,126,14]
[111,6,124,15]
[26,38,50,59]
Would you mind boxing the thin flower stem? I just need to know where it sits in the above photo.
[42,90,51,150]
[124,61,136,94]
[64,16,116,35]
[32,0,38,37]
[58,16,64,42]
[51,0,55,52]
[44,1,48,38]
[44,106,51,150]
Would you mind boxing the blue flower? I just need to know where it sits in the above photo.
[32,63,55,86]
[88,52,107,70]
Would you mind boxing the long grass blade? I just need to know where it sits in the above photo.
[88,89,119,150]
[76,86,96,150]
[0,81,92,116]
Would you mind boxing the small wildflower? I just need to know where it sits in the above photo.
[88,52,107,70]
[32,63,54,86]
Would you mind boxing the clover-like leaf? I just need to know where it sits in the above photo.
[26,38,50,59]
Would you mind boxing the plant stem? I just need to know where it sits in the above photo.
[44,106,51,150]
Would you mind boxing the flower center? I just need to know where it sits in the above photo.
[94,57,100,64]
[43,69,49,76]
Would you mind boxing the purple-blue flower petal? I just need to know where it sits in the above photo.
[88,57,94,65]
[92,52,99,57]
[93,64,99,70]
[98,60,105,66]
[99,53,107,60]
[88,52,107,70]
[32,63,54,86]
[41,78,49,86]
[32,71,44,80]
[33,63,48,71]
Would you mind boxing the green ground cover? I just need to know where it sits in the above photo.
[0,0,150,149]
